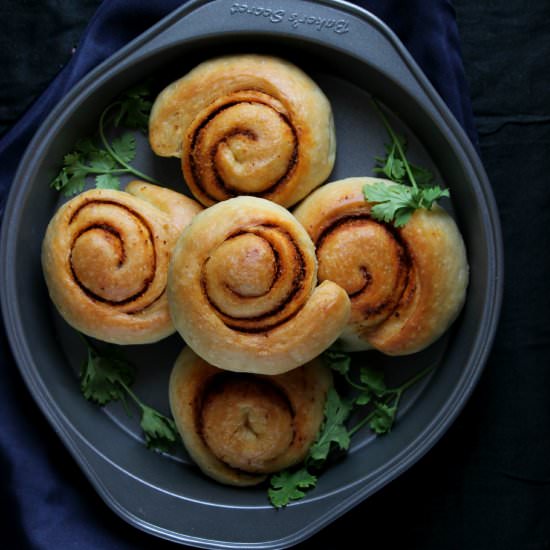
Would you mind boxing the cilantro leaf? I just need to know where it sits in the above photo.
[63,152,82,168]
[50,147,94,196]
[266,352,435,507]
[365,182,415,225]
[78,335,179,453]
[140,406,179,452]
[373,138,407,183]
[268,467,318,508]
[354,392,371,406]
[393,207,415,228]
[111,132,136,164]
[75,138,97,155]
[364,181,450,228]
[359,366,387,397]
[50,140,109,196]
[369,97,450,226]
[369,402,398,435]
[114,83,153,133]
[308,388,352,463]
[95,173,121,190]
[418,185,450,207]
[80,344,135,406]
[60,172,86,197]
[50,82,160,195]
[88,149,117,172]
[322,349,351,376]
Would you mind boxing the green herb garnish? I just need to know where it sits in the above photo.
[268,387,351,508]
[307,387,353,463]
[268,467,318,509]
[267,349,434,507]
[80,338,135,406]
[79,334,178,452]
[365,98,450,227]
[51,83,160,196]
[124,383,179,452]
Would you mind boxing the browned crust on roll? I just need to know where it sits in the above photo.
[183,90,300,205]
[293,177,469,355]
[168,347,332,486]
[168,196,351,374]
[41,182,202,344]
[149,54,336,208]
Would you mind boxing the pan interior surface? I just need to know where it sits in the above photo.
[0,10,501,549]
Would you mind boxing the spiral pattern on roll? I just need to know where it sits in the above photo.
[168,196,351,375]
[201,223,311,333]
[199,374,295,473]
[184,90,299,204]
[67,199,162,313]
[169,347,332,486]
[42,185,202,345]
[315,214,414,330]
[149,54,336,208]
[293,177,469,355]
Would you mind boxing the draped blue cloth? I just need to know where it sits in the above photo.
[0,1,476,548]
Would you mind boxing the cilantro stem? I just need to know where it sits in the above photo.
[370,98,418,191]
[77,335,143,412]
[344,372,367,391]
[74,164,130,175]
[394,364,435,394]
[98,103,161,185]
[116,378,153,425]
[348,408,378,437]
[117,378,146,411]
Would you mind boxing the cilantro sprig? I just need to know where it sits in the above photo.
[51,83,160,196]
[268,468,318,509]
[308,387,353,463]
[268,387,351,508]
[365,98,450,227]
[79,334,179,452]
[325,350,434,437]
[80,337,135,405]
[267,350,433,508]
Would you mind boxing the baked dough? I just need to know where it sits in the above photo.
[149,54,336,208]
[168,196,351,374]
[169,347,332,486]
[41,182,202,344]
[293,177,469,354]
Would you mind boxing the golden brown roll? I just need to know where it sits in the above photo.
[149,54,336,208]
[168,196,351,374]
[42,182,203,344]
[293,177,469,354]
[169,347,332,486]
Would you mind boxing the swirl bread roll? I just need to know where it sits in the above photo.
[168,196,351,374]
[293,177,469,354]
[149,54,336,208]
[169,347,332,486]
[42,182,202,344]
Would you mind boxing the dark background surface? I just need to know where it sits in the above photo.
[1,0,549,549]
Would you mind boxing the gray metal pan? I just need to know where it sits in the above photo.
[0,0,503,547]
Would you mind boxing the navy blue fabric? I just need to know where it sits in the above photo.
[0,1,476,548]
